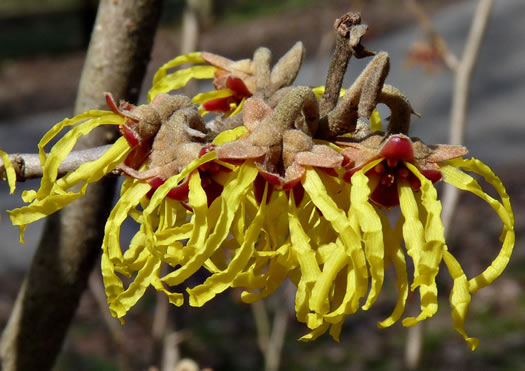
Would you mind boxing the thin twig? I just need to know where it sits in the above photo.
[0,145,115,182]
[0,1,162,370]
[88,272,131,371]
[251,300,271,355]
[265,306,288,371]
[404,0,459,71]
[441,0,494,232]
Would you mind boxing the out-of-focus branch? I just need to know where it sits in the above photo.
[404,1,494,369]
[251,301,272,357]
[447,0,494,148]
[265,306,288,371]
[89,272,131,371]
[180,0,212,97]
[441,0,494,233]
[251,293,289,371]
[404,0,459,71]
[0,1,162,370]
[0,145,115,182]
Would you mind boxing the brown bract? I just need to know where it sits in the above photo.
[118,103,208,182]
[216,87,343,188]
[201,41,305,99]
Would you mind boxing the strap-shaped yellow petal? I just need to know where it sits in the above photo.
[109,256,162,319]
[299,322,330,342]
[212,125,249,146]
[369,109,382,132]
[302,169,368,297]
[187,185,267,306]
[0,149,16,194]
[157,170,208,285]
[151,273,185,307]
[151,52,206,87]
[323,241,360,322]
[37,110,121,165]
[155,224,193,249]
[122,229,150,271]
[405,163,445,289]
[310,245,349,315]
[104,180,152,264]
[350,170,385,310]
[329,320,344,342]
[377,211,409,328]
[55,137,131,192]
[240,259,290,303]
[397,181,424,288]
[288,189,321,322]
[9,137,132,240]
[148,65,218,102]
[229,97,246,117]
[161,162,258,286]
[398,180,438,325]
[442,249,480,350]
[192,88,233,104]
[441,158,515,293]
[100,181,152,307]
[37,112,123,198]
[8,190,86,243]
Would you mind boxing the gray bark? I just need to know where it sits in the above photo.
[0,0,162,370]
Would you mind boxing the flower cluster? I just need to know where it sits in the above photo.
[3,41,514,350]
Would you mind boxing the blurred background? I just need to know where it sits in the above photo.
[0,0,524,370]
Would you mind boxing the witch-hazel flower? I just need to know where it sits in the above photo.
[314,59,514,349]
[2,35,515,351]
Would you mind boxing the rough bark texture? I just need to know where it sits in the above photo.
[0,1,162,370]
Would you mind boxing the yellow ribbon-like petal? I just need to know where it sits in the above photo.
[442,249,480,350]
[192,89,234,105]
[160,162,258,286]
[212,125,249,146]
[369,109,383,133]
[109,256,162,319]
[8,137,131,236]
[288,188,321,323]
[302,169,369,303]
[149,65,218,102]
[188,184,267,306]
[376,211,408,328]
[405,162,445,289]
[152,52,206,87]
[0,149,16,194]
[37,111,123,198]
[397,180,438,326]
[441,158,514,293]
[101,181,152,313]
[350,169,385,310]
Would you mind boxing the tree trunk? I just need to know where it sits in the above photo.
[0,1,162,370]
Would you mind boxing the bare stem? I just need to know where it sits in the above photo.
[404,0,459,71]
[0,1,162,370]
[89,272,131,371]
[319,12,373,116]
[251,301,271,355]
[0,145,115,182]
[251,299,288,371]
[265,306,288,371]
[441,0,494,232]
